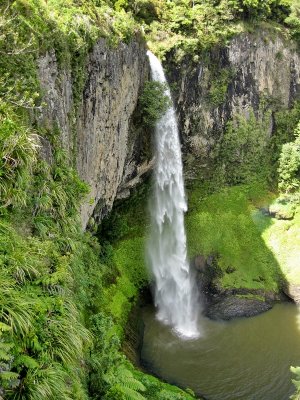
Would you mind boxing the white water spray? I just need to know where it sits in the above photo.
[147,51,200,339]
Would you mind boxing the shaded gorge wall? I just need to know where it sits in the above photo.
[165,28,300,179]
[37,36,152,228]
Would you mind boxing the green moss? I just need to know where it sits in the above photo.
[101,236,148,333]
[186,183,282,292]
[133,369,197,400]
[235,294,266,301]
[140,81,171,127]
[98,184,150,334]
[208,68,234,107]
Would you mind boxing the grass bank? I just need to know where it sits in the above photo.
[186,183,284,293]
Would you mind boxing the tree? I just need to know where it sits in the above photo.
[278,121,300,193]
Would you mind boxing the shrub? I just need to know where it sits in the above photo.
[278,121,300,193]
[208,68,233,107]
[215,110,271,185]
[140,81,171,127]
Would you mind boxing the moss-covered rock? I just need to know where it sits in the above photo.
[206,295,273,320]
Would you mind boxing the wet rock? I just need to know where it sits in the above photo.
[194,254,207,272]
[259,206,270,216]
[205,296,272,320]
[192,253,286,320]
[123,287,152,366]
[193,254,220,302]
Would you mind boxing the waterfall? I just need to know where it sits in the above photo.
[147,50,200,339]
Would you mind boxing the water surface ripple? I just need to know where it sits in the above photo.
[141,303,300,400]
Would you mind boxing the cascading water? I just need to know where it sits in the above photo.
[147,50,200,339]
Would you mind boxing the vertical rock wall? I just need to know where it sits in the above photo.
[37,28,300,226]
[166,29,300,169]
[37,38,150,228]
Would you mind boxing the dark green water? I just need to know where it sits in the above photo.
[141,303,300,400]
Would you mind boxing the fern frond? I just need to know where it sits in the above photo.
[14,354,39,369]
[114,384,147,400]
[122,377,146,392]
[0,371,19,380]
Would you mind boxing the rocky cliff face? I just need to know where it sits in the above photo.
[166,29,300,174]
[37,28,300,227]
[37,37,150,227]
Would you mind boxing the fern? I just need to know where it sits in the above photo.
[0,322,11,332]
[24,364,73,400]
[104,365,146,400]
[14,355,39,369]
[0,345,12,361]
[0,371,19,380]
[114,384,147,400]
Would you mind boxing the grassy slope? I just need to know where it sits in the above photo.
[186,183,282,292]
[256,207,300,286]
[186,181,300,294]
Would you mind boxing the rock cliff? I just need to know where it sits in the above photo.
[37,37,150,228]
[166,28,300,174]
[36,28,300,228]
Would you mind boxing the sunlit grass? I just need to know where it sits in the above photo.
[258,207,300,285]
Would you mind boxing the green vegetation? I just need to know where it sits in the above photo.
[213,111,272,185]
[0,1,198,399]
[257,206,300,286]
[140,81,171,126]
[186,183,282,291]
[2,0,300,399]
[278,120,300,194]
[285,0,300,39]
[208,68,234,107]
[0,126,95,398]
[136,0,297,59]
[256,120,300,292]
[291,366,300,400]
[205,101,300,187]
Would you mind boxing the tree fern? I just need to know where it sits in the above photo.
[113,384,147,400]
[104,365,147,400]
